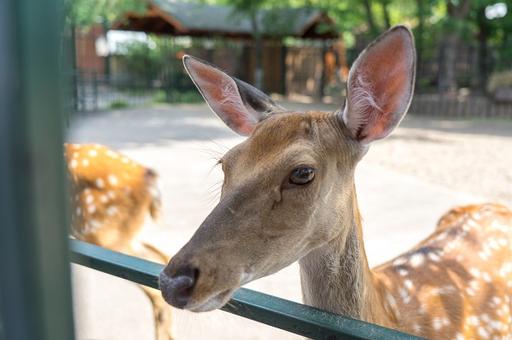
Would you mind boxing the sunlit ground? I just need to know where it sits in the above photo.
[68,102,512,340]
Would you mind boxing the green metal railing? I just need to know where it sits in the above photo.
[70,239,422,340]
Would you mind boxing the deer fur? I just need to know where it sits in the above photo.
[159,26,512,339]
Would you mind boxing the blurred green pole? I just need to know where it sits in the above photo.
[0,0,75,339]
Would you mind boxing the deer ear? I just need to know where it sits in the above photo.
[341,26,416,144]
[183,55,285,136]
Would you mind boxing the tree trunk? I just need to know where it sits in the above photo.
[476,5,489,93]
[362,0,379,37]
[251,14,263,90]
[380,0,391,29]
[438,33,458,94]
[415,0,425,75]
[102,17,111,85]
[437,0,471,94]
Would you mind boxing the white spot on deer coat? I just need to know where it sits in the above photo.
[108,175,118,186]
[88,149,98,157]
[70,159,78,168]
[106,150,118,158]
[106,206,118,216]
[428,252,440,262]
[435,232,447,241]
[398,269,408,276]
[432,317,443,330]
[82,159,90,167]
[85,194,94,205]
[470,267,481,278]
[404,279,413,290]
[88,219,101,232]
[95,178,105,188]
[410,253,424,267]
[87,204,96,214]
[478,327,489,338]
[492,296,501,305]
[468,315,479,326]
[412,324,421,333]
[385,293,397,308]
[399,288,410,304]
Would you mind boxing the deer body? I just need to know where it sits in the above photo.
[65,143,161,250]
[159,26,512,339]
[65,143,174,340]
[300,200,512,338]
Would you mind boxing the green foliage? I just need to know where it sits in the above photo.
[68,0,512,93]
[153,90,203,103]
[119,40,166,83]
[66,0,146,26]
[170,90,204,103]
[488,70,512,93]
[109,100,129,109]
[153,90,168,103]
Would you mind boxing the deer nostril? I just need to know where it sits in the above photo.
[159,265,199,309]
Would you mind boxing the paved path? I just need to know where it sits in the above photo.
[69,103,509,340]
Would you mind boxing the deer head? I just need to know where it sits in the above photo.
[160,26,416,312]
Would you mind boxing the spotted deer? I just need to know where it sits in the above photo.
[158,26,512,339]
[65,143,174,340]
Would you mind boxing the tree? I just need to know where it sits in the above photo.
[437,0,471,94]
[66,0,146,83]
[209,0,300,90]
[472,0,512,92]
[66,0,145,27]
[228,0,267,90]
[379,0,392,29]
[362,0,380,37]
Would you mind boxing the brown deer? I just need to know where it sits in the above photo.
[158,26,512,339]
[65,143,174,340]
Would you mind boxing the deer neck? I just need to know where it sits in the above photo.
[298,188,396,328]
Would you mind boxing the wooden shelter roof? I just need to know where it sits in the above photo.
[114,0,339,39]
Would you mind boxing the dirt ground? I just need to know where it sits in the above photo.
[365,115,512,206]
[68,102,512,340]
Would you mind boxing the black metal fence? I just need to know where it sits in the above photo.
[410,93,512,118]
[72,71,160,111]
[69,25,512,118]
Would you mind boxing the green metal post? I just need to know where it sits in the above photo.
[0,293,4,340]
[0,0,75,340]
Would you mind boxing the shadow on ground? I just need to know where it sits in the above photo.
[69,104,238,149]
[69,102,512,150]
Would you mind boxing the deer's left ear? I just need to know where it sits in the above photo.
[341,25,416,144]
[183,55,285,136]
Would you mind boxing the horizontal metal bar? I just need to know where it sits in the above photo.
[69,239,422,340]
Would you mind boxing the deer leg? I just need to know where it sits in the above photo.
[139,285,174,340]
[129,242,174,340]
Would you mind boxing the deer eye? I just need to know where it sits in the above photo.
[289,166,315,185]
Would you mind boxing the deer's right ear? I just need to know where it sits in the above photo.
[341,26,416,144]
[183,55,285,136]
